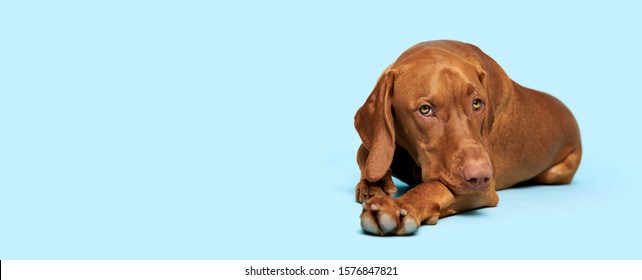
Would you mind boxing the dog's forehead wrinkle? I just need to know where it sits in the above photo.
[397,62,475,99]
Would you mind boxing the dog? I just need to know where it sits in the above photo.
[354,40,581,235]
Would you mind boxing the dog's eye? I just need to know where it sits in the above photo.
[419,104,433,116]
[472,98,484,111]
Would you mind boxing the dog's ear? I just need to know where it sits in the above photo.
[354,70,395,182]
[467,42,512,129]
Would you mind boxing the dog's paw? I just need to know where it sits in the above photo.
[355,178,397,203]
[360,195,419,236]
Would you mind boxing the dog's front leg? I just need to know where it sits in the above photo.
[355,144,397,203]
[360,181,454,236]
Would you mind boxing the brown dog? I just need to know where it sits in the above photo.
[354,40,581,235]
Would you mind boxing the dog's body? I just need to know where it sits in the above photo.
[354,40,581,235]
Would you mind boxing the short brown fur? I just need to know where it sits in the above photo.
[355,40,581,236]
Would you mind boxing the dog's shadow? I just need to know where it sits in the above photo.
[393,179,547,196]
[392,184,411,198]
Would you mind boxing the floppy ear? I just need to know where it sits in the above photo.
[354,70,395,182]
[477,59,513,136]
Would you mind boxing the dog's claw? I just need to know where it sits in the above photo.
[400,208,408,216]
[384,186,397,197]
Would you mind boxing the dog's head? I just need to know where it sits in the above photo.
[355,47,507,194]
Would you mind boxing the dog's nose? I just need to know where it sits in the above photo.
[462,163,492,189]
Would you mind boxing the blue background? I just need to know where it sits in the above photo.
[1,1,641,259]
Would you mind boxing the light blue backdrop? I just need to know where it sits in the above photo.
[1,1,640,259]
